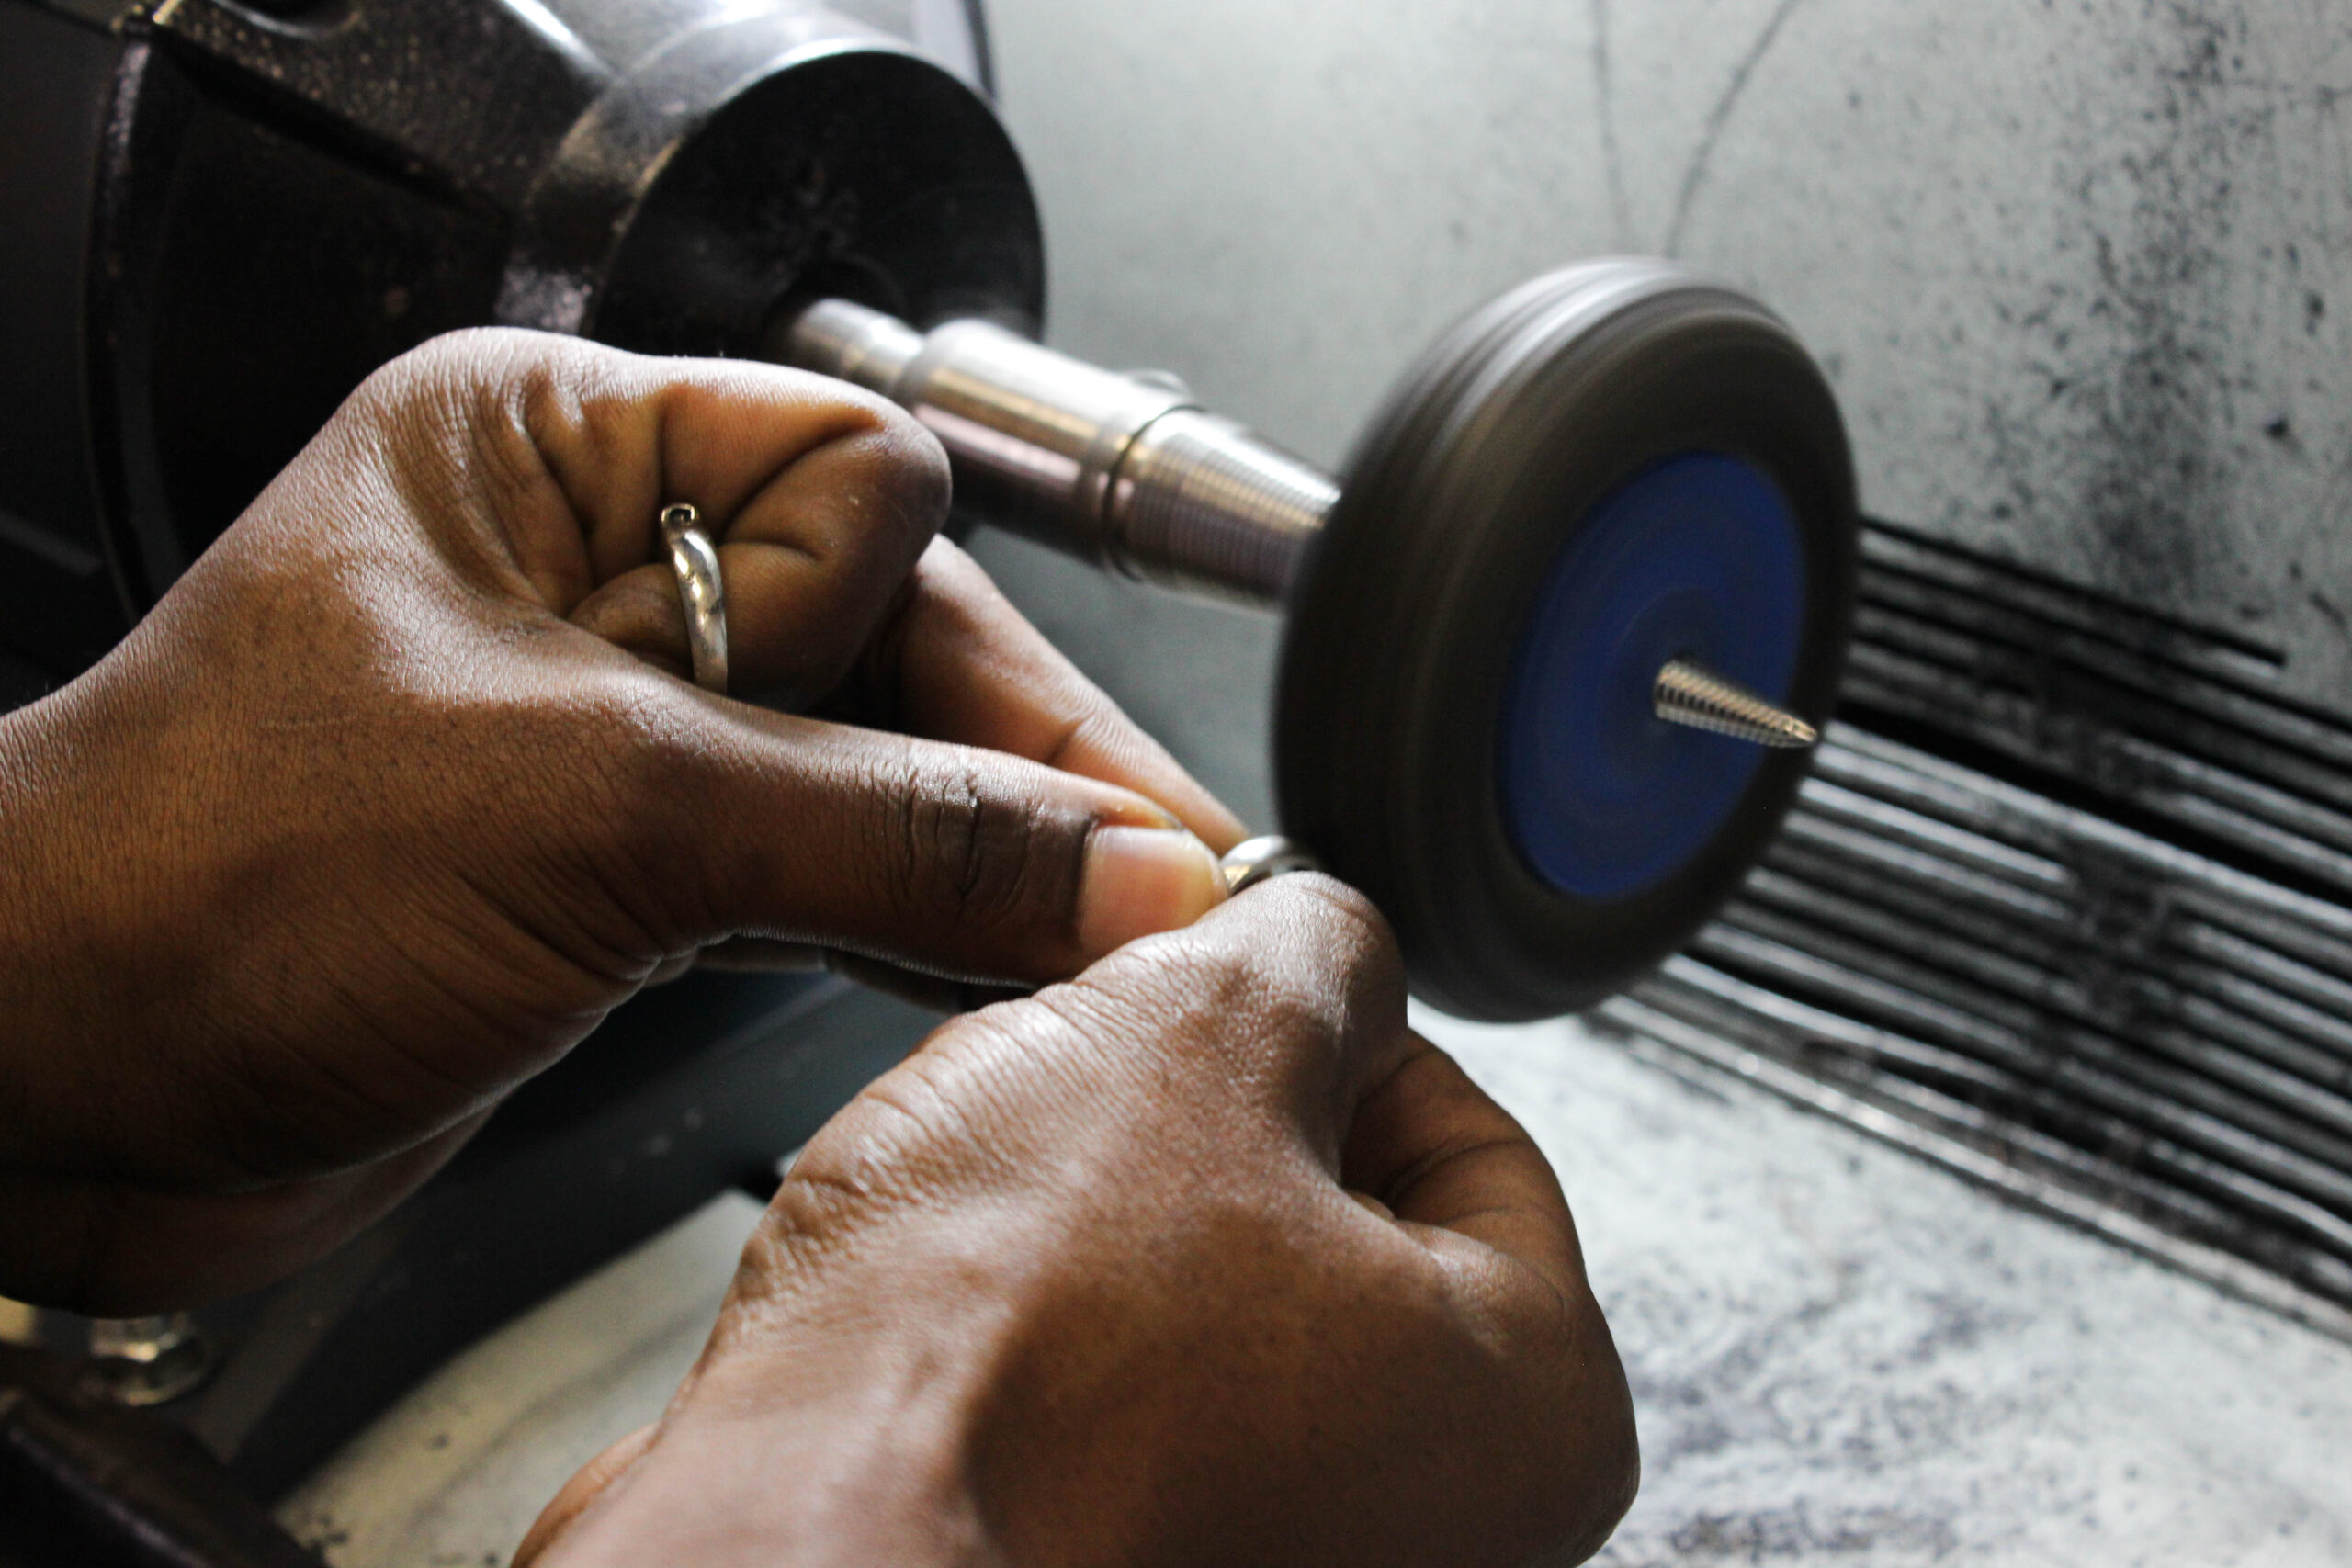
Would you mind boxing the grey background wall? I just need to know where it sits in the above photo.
[974,0,2352,772]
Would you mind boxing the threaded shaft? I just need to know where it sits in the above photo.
[1108,411,1337,605]
[1654,660,1819,749]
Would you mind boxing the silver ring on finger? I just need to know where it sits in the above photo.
[660,502,730,695]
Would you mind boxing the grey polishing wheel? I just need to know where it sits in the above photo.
[1272,261,1860,1021]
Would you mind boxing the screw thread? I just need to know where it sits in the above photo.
[1654,660,1819,750]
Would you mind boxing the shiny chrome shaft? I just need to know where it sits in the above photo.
[777,299,1334,606]
[1654,659,1819,749]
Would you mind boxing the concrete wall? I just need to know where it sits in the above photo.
[980,0,2352,715]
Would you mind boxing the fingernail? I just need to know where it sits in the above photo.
[1077,826,1227,957]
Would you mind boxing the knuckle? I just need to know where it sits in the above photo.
[835,406,954,558]
[1251,874,1404,982]
[348,327,537,427]
[1064,929,1235,1026]
[1245,945,1359,1050]
[773,371,949,527]
[1297,874,1407,987]
[358,327,621,433]
[336,329,596,525]
[1089,922,1311,1043]
[1113,874,1406,1040]
[874,750,1086,942]
[873,401,954,512]
[1283,872,1393,945]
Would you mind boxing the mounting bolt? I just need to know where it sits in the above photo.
[88,1314,214,1407]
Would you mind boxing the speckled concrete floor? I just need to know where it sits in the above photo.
[280,1006,2352,1567]
[1453,1014,2352,1568]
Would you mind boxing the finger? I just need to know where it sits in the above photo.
[390,331,950,707]
[515,1423,659,1568]
[844,539,1249,852]
[668,706,1228,984]
[990,874,1411,1152]
[560,369,946,707]
[379,333,1238,842]
[1340,1032,1588,1300]
[1333,1030,1631,1547]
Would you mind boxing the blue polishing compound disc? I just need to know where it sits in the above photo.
[1498,452,1806,901]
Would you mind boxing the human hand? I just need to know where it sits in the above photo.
[0,330,1243,1313]
[518,878,1637,1568]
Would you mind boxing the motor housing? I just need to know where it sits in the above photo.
[0,0,1039,682]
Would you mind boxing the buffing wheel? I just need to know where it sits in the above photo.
[1274,260,1859,1021]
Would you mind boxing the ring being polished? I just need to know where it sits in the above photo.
[1219,835,1325,895]
[660,503,730,695]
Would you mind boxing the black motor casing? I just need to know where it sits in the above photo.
[0,0,1042,688]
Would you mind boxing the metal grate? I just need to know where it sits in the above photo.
[1602,522,2352,1337]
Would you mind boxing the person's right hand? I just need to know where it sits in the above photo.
[0,330,1242,1314]
[519,877,1639,1568]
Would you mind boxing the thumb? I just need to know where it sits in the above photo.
[667,705,1230,985]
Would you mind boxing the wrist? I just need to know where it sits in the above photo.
[0,663,198,1173]
[0,688,98,1166]
[541,1216,1018,1568]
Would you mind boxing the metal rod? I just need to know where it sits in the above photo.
[775,299,1335,608]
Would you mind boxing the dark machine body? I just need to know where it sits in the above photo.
[0,0,1028,683]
